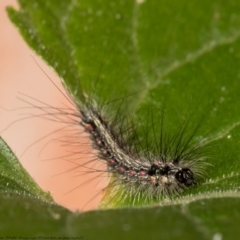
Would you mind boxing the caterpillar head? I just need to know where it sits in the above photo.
[175,168,196,187]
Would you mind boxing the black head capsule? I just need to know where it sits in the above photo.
[175,168,196,187]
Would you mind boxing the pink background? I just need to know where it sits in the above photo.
[0,0,106,211]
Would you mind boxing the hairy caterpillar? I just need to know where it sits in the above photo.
[76,92,208,208]
[22,54,214,210]
[1,52,211,211]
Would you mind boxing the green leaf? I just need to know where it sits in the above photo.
[1,196,240,239]
[69,199,240,240]
[0,191,71,236]
[5,0,240,238]
[0,137,52,202]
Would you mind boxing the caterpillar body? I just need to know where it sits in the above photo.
[73,93,208,208]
